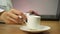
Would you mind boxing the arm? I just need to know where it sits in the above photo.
[0,8,5,24]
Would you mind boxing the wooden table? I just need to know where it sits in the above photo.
[0,21,60,34]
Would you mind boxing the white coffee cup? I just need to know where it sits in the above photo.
[25,13,41,29]
[19,13,41,29]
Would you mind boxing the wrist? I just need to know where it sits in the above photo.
[0,9,5,16]
[0,9,5,23]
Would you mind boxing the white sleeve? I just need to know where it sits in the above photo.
[0,8,4,12]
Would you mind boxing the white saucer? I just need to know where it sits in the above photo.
[20,25,51,33]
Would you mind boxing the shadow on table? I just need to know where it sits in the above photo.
[26,31,50,34]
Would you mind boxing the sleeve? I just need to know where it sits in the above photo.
[0,8,4,12]
[0,8,5,15]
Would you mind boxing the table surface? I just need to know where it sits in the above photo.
[0,21,60,34]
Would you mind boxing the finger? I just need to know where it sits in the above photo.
[20,13,27,20]
[1,12,18,24]
[7,12,18,20]
[1,15,16,24]
[5,16,18,24]
[18,17,24,24]
[2,18,15,24]
[3,13,18,24]
[6,12,25,24]
[28,10,40,16]
[9,9,23,15]
[9,9,27,19]
[8,10,26,24]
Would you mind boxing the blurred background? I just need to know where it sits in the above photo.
[0,0,60,21]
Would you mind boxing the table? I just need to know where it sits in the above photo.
[0,21,60,34]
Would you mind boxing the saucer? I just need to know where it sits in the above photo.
[20,25,51,33]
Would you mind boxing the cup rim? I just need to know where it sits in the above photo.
[29,15,41,18]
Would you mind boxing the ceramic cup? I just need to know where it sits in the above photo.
[25,13,41,29]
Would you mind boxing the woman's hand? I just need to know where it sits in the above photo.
[28,10,39,16]
[1,9,26,24]
[1,9,39,25]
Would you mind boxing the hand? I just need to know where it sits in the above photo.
[28,10,39,16]
[1,9,26,24]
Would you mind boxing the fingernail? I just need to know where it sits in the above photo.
[19,16,22,18]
